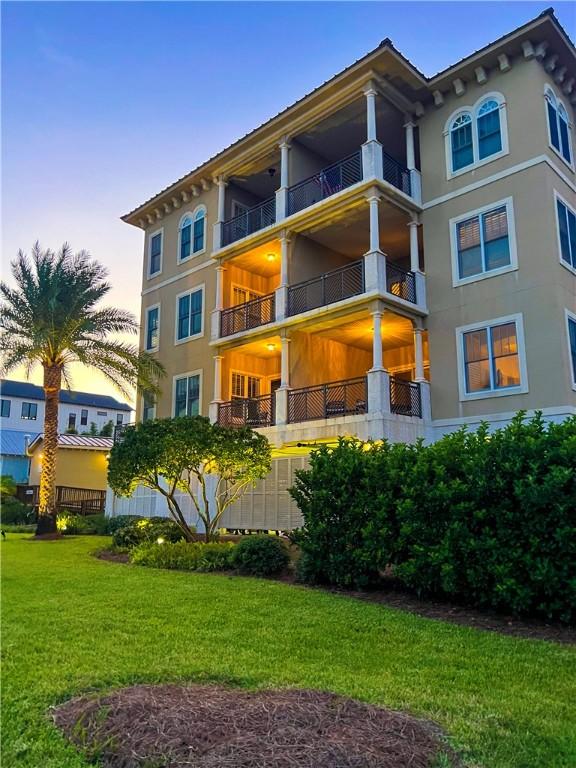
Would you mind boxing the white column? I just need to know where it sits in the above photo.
[409,218,420,273]
[276,139,291,220]
[368,195,381,253]
[404,120,416,170]
[365,85,378,142]
[413,326,426,382]
[280,335,291,388]
[215,266,225,310]
[370,310,384,371]
[213,355,223,401]
[280,231,291,286]
[213,177,227,250]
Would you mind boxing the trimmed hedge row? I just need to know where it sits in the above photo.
[290,413,576,622]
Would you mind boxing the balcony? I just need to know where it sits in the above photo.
[287,259,365,317]
[389,377,422,418]
[287,377,367,423]
[382,151,411,197]
[287,152,363,216]
[386,263,417,304]
[217,394,275,428]
[220,293,276,337]
[221,197,276,247]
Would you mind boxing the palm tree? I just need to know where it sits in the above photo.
[0,243,164,535]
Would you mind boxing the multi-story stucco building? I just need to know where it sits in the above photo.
[120,9,575,530]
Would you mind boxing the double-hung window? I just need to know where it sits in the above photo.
[546,88,572,166]
[142,392,155,422]
[1,399,10,417]
[145,305,160,351]
[21,402,37,420]
[149,231,163,276]
[68,413,77,430]
[453,201,514,283]
[556,196,576,271]
[179,216,192,261]
[458,316,526,398]
[477,100,502,159]
[116,413,124,425]
[176,287,203,342]
[231,372,261,399]
[567,311,576,387]
[450,114,473,171]
[174,373,201,417]
[80,409,88,426]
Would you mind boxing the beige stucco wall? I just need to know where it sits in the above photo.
[29,447,109,490]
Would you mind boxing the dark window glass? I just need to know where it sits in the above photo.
[451,116,473,171]
[477,105,502,159]
[21,402,38,420]
[68,413,77,429]
[193,212,205,252]
[180,221,191,260]
[1,399,10,417]
[142,392,155,422]
[568,318,576,384]
[146,306,159,350]
[547,100,560,151]
[559,113,572,164]
[116,413,123,425]
[557,200,576,268]
[150,233,162,275]
[177,290,202,340]
[80,409,88,426]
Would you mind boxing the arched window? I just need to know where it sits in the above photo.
[178,215,192,261]
[192,207,206,254]
[451,113,473,171]
[546,87,572,165]
[477,99,502,159]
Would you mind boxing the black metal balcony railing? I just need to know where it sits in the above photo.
[390,377,422,418]
[221,197,276,247]
[218,395,275,428]
[382,151,412,196]
[288,377,367,423]
[287,259,365,317]
[386,262,417,304]
[220,293,275,337]
[113,423,133,444]
[287,151,362,216]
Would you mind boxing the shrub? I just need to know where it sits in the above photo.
[1,497,34,525]
[290,414,576,622]
[290,438,412,588]
[231,535,290,577]
[112,517,190,549]
[106,515,142,535]
[131,540,235,572]
[58,513,110,536]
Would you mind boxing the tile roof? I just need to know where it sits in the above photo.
[0,379,132,412]
[27,434,114,452]
[0,429,39,457]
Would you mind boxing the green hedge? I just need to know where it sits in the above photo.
[290,413,576,622]
[231,535,290,576]
[111,516,190,549]
[131,540,235,572]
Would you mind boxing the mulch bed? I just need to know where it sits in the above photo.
[53,684,455,767]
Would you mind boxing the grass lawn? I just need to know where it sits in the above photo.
[2,535,575,768]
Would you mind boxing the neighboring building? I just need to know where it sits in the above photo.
[118,9,575,530]
[0,380,132,436]
[27,434,113,492]
[0,430,32,484]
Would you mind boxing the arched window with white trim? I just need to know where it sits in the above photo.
[477,99,502,159]
[178,214,192,261]
[545,86,572,165]
[192,206,206,254]
[446,93,507,177]
[450,113,473,171]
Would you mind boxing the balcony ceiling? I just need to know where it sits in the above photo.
[298,309,415,352]
[305,203,410,261]
[229,239,282,277]
[231,148,281,199]
[228,334,283,360]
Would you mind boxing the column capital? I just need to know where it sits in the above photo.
[407,217,420,228]
[279,228,293,243]
[366,192,382,204]
[212,354,224,361]
[403,118,417,129]
[213,175,228,187]
[363,81,378,97]
[215,264,226,273]
[279,137,291,150]
[370,309,383,319]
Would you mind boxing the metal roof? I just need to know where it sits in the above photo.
[0,429,39,457]
[0,379,132,412]
[27,434,114,452]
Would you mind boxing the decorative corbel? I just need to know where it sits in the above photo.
[474,67,488,84]
[181,190,190,203]
[498,54,511,72]
[544,54,558,73]
[171,196,181,209]
[522,41,535,59]
[453,78,466,96]
[432,90,444,107]
[201,178,211,191]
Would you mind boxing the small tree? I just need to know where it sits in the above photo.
[108,416,271,542]
[100,420,114,437]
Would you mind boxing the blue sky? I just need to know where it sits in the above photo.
[2,1,574,398]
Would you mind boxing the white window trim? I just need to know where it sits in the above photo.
[565,308,576,391]
[553,189,576,276]
[177,212,194,265]
[174,284,205,345]
[455,313,529,401]
[444,92,509,180]
[544,86,575,173]
[172,369,203,417]
[144,302,161,353]
[147,227,164,279]
[449,196,518,287]
[192,204,207,258]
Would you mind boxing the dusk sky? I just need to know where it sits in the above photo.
[2,1,574,403]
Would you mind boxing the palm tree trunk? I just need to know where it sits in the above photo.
[36,364,62,536]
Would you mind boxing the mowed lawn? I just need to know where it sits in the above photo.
[1,536,575,768]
